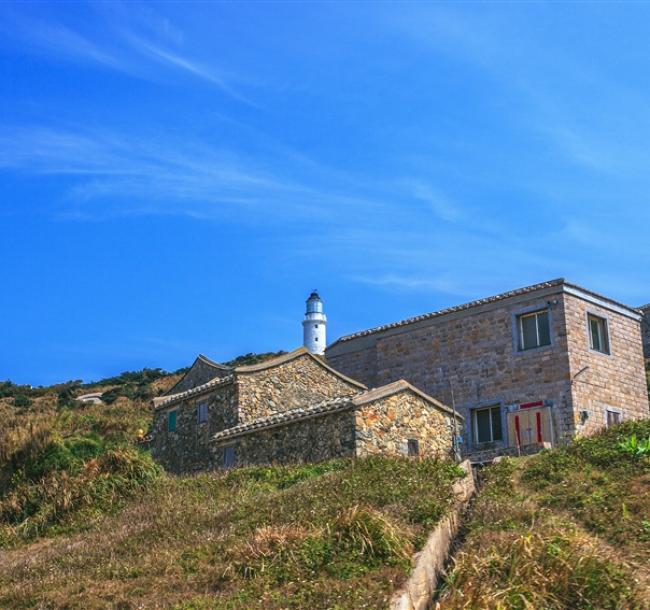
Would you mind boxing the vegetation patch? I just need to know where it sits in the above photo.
[0,456,463,609]
[438,420,650,609]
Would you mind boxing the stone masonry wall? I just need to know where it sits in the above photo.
[212,408,357,468]
[151,381,239,474]
[564,293,649,436]
[236,354,362,423]
[355,391,459,459]
[327,288,575,450]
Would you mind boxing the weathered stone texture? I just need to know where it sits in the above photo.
[327,285,650,453]
[564,294,649,436]
[211,387,460,469]
[328,289,572,448]
[236,355,362,422]
[213,408,357,468]
[151,381,238,473]
[355,391,457,459]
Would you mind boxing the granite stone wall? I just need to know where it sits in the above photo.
[212,408,357,468]
[211,390,459,469]
[151,381,239,473]
[328,288,573,450]
[564,293,649,437]
[236,355,362,422]
[327,287,649,452]
[354,391,458,459]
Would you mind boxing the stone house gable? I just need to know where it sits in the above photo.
[234,347,366,422]
[164,354,232,396]
[151,347,367,473]
[211,382,462,469]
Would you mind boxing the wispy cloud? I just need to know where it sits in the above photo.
[401,179,462,222]
[0,5,252,104]
[0,124,399,225]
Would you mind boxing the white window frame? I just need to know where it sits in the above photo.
[473,405,503,444]
[604,406,623,428]
[588,313,610,354]
[517,309,551,351]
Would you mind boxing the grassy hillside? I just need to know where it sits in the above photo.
[0,457,463,609]
[1,359,649,609]
[438,418,650,609]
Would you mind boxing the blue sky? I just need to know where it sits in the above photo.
[2,2,650,385]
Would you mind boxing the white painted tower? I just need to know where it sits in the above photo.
[302,291,327,355]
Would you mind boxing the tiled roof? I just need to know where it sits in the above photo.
[154,374,234,409]
[213,396,354,441]
[328,278,640,347]
[154,346,366,410]
[212,379,461,442]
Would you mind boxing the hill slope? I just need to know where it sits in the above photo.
[0,457,463,609]
[438,418,650,609]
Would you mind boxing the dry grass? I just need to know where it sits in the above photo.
[0,457,464,609]
[438,420,650,610]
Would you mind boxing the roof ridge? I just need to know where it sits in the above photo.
[233,347,309,372]
[213,395,355,441]
[329,278,566,346]
[329,278,641,348]
[154,374,234,409]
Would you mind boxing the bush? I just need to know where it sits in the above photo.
[12,394,32,408]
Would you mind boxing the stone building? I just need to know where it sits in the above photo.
[326,279,649,459]
[151,347,461,473]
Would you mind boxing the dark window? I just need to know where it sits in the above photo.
[197,402,208,424]
[223,445,235,468]
[606,408,622,427]
[167,410,177,432]
[517,310,551,350]
[474,406,503,444]
[407,438,420,456]
[588,314,610,354]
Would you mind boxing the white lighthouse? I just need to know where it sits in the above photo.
[302,290,327,355]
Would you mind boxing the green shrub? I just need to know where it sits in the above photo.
[13,394,32,408]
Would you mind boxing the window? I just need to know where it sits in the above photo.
[517,310,551,350]
[588,314,610,354]
[605,407,622,428]
[167,410,177,432]
[473,406,503,444]
[223,445,235,468]
[197,402,208,424]
[407,438,420,456]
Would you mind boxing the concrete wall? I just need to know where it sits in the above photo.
[236,354,362,422]
[151,381,239,474]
